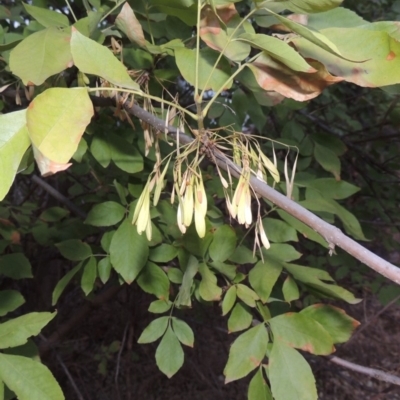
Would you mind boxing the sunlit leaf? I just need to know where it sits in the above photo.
[270,312,334,355]
[10,28,72,86]
[248,368,273,400]
[269,339,317,400]
[300,304,360,343]
[171,317,194,347]
[0,111,30,201]
[71,28,141,90]
[0,353,64,400]
[138,316,169,344]
[0,312,56,349]
[23,3,69,28]
[27,88,94,164]
[224,324,269,383]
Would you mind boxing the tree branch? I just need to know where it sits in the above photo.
[120,100,400,285]
[328,356,400,386]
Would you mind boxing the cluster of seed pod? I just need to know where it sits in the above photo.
[132,128,283,252]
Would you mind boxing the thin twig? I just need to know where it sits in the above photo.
[328,356,400,386]
[115,321,129,400]
[31,175,87,219]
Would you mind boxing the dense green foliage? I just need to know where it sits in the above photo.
[1,0,400,399]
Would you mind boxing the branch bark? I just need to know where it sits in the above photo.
[328,356,400,386]
[120,101,400,285]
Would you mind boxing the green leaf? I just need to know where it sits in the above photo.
[148,300,172,314]
[138,316,169,344]
[263,244,302,262]
[210,261,237,280]
[263,218,298,243]
[155,326,184,378]
[328,200,367,240]
[293,25,400,87]
[175,256,198,308]
[27,88,93,164]
[300,304,360,343]
[101,231,115,253]
[307,178,360,200]
[267,10,344,58]
[248,368,273,400]
[91,135,111,168]
[0,353,64,400]
[167,267,183,284]
[282,276,300,303]
[0,291,25,317]
[284,263,361,304]
[228,302,253,333]
[81,256,97,296]
[108,135,143,174]
[0,254,32,279]
[109,219,149,284]
[314,143,341,180]
[224,324,269,383]
[52,263,84,305]
[39,207,69,222]
[222,286,237,316]
[277,210,328,248]
[269,313,335,355]
[229,245,258,264]
[85,201,126,227]
[249,260,282,303]
[269,339,317,400]
[56,239,92,261]
[236,284,259,308]
[0,312,56,349]
[149,244,178,263]
[175,47,232,91]
[71,28,141,91]
[172,317,194,347]
[238,33,314,72]
[198,263,222,301]
[10,27,72,86]
[23,3,69,28]
[209,225,237,262]
[96,256,112,283]
[0,110,30,201]
[137,262,170,300]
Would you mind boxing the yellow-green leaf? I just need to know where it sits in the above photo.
[0,110,30,201]
[71,27,141,91]
[27,88,94,164]
[10,28,72,86]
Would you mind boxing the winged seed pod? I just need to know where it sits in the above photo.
[132,181,152,239]
[231,174,252,227]
[182,175,194,227]
[258,218,271,250]
[194,175,207,238]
